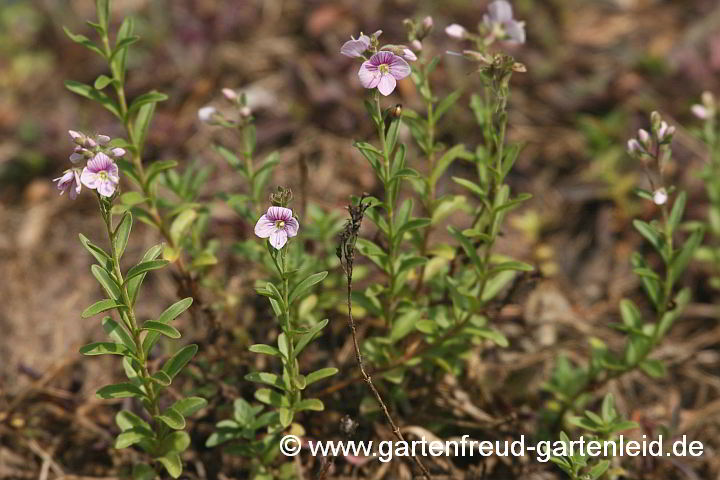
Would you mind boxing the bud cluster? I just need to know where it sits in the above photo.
[627,112,677,205]
[403,16,433,52]
[198,89,253,127]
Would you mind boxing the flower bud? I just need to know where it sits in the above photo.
[638,129,650,146]
[702,91,715,108]
[222,88,238,101]
[402,48,417,61]
[445,24,467,39]
[240,106,252,118]
[110,147,126,158]
[652,188,668,206]
[68,130,85,145]
[423,16,433,31]
[96,134,111,145]
[198,106,218,124]
[650,111,662,131]
[692,104,709,120]
[411,39,423,51]
[627,139,642,154]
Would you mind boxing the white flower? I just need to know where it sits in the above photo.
[198,106,217,124]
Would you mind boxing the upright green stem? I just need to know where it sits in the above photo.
[375,94,397,326]
[99,199,160,418]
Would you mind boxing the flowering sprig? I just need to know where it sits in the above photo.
[203,89,279,225]
[546,112,704,444]
[690,92,720,289]
[65,162,204,479]
[54,130,123,199]
[341,30,412,96]
[207,189,336,475]
[63,0,213,308]
[445,0,526,46]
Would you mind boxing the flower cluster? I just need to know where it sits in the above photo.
[340,30,413,96]
[627,112,677,205]
[198,88,252,126]
[446,0,525,45]
[54,131,123,199]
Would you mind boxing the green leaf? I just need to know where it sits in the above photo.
[125,259,169,282]
[619,299,642,328]
[431,144,466,184]
[170,209,197,245]
[79,233,112,268]
[448,226,483,273]
[102,317,136,353]
[155,407,186,430]
[111,17,134,82]
[452,177,485,197]
[156,453,182,479]
[171,397,207,417]
[115,428,152,449]
[91,264,122,300]
[157,431,191,455]
[295,398,324,411]
[279,408,293,428]
[162,344,198,379]
[668,191,686,234]
[113,212,133,259]
[632,219,666,260]
[151,371,172,386]
[140,298,194,357]
[254,388,288,408]
[292,319,328,359]
[146,160,178,185]
[128,91,168,116]
[80,342,131,356]
[120,191,146,206]
[487,260,533,275]
[132,464,156,480]
[143,320,181,338]
[63,26,105,57]
[65,80,122,118]
[249,344,283,357]
[245,372,286,390]
[288,271,328,304]
[213,144,242,170]
[589,460,610,480]
[82,299,124,318]
[305,367,338,386]
[639,359,666,378]
[109,36,140,62]
[434,89,462,122]
[93,74,113,90]
[133,102,156,152]
[128,244,163,306]
[669,226,705,284]
[96,382,145,399]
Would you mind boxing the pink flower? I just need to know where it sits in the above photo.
[81,153,119,197]
[254,206,300,249]
[445,24,467,39]
[340,34,371,58]
[692,104,709,120]
[358,52,411,96]
[53,169,82,199]
[483,0,526,44]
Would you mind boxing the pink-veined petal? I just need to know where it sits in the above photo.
[504,20,525,44]
[389,55,411,79]
[254,215,276,238]
[269,229,288,249]
[88,152,113,173]
[267,206,293,222]
[97,179,116,197]
[108,162,120,182]
[377,74,397,96]
[340,36,370,57]
[358,62,381,88]
[285,217,299,237]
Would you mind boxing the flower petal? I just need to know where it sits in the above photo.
[445,24,467,39]
[340,36,370,58]
[358,62,381,89]
[285,217,299,237]
[488,0,513,22]
[97,179,116,197]
[81,168,99,189]
[254,215,276,238]
[87,152,113,173]
[504,20,526,44]
[267,206,293,222]
[389,55,411,80]
[377,74,397,96]
[269,229,288,249]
